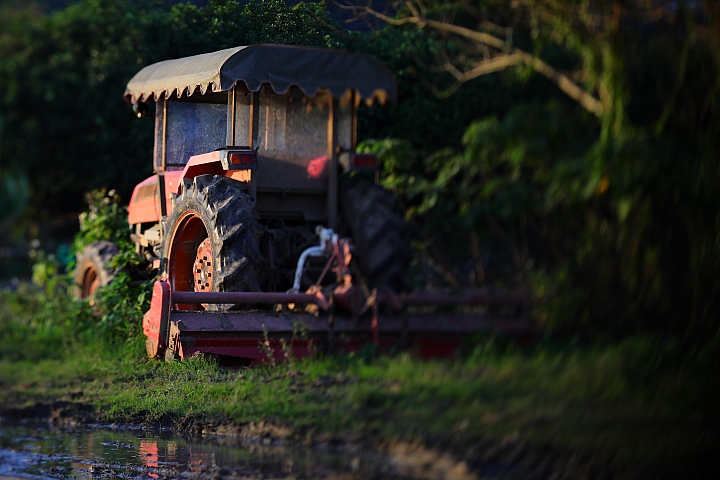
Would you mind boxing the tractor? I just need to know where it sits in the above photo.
[75,44,530,364]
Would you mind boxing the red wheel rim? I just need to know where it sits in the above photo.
[81,265,100,304]
[193,237,214,292]
[167,210,208,311]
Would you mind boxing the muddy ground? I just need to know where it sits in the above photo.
[0,400,659,480]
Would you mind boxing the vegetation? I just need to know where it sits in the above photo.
[351,1,720,343]
[0,1,719,477]
[2,188,152,360]
[0,304,718,478]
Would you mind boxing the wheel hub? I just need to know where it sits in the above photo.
[193,238,213,291]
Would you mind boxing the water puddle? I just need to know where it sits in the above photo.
[0,421,407,479]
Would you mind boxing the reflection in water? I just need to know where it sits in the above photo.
[138,440,158,478]
[0,422,414,479]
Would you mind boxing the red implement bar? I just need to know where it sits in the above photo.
[171,289,526,312]
[146,281,534,364]
[167,310,530,362]
[172,291,324,307]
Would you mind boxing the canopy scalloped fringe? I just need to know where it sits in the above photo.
[124,44,395,106]
[131,81,389,108]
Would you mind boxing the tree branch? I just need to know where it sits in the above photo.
[517,51,605,116]
[461,53,523,81]
[346,2,605,117]
[421,18,604,115]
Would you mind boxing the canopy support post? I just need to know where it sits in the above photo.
[248,91,259,206]
[327,97,339,230]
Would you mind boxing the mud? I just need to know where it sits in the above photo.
[0,402,654,480]
[0,420,467,480]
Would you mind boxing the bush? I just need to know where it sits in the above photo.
[0,187,151,361]
[72,189,131,255]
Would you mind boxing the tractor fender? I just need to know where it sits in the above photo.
[178,151,250,195]
[128,174,160,225]
[128,153,250,226]
[128,171,183,224]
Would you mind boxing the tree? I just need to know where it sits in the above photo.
[336,1,717,127]
[343,1,720,341]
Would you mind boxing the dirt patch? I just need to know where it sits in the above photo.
[163,414,640,480]
[199,418,294,443]
[0,401,95,427]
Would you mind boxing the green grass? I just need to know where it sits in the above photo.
[1,287,719,478]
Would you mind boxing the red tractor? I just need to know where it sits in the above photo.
[75,45,529,364]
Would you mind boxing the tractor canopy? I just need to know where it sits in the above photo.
[124,44,396,105]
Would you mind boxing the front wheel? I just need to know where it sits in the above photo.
[161,175,267,311]
[73,241,119,303]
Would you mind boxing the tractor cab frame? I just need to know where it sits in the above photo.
[125,45,393,246]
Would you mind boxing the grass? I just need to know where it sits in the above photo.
[1,286,719,478]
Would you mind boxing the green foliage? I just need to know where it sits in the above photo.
[358,2,720,343]
[167,0,344,56]
[69,186,151,342]
[1,183,150,361]
[91,270,151,342]
[72,188,131,255]
[370,92,720,339]
[0,282,94,361]
[0,0,160,220]
[354,26,546,154]
[0,267,150,361]
[30,250,60,287]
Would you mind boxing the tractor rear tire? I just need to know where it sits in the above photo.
[74,241,119,303]
[340,181,409,291]
[161,175,267,311]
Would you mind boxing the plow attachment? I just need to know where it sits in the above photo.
[143,281,534,365]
